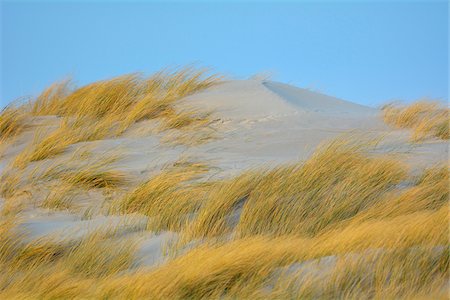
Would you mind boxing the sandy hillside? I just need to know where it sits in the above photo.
[0,72,448,299]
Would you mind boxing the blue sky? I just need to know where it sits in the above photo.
[1,0,448,108]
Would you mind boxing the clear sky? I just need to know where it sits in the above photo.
[1,0,448,108]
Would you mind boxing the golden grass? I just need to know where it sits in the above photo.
[0,105,27,140]
[61,165,127,189]
[348,165,449,223]
[29,67,220,123]
[382,100,449,141]
[0,76,448,299]
[12,115,118,168]
[100,237,298,299]
[0,136,448,298]
[61,74,144,119]
[9,67,221,169]
[185,171,264,240]
[0,162,36,216]
[183,139,407,240]
[41,150,128,189]
[0,224,138,298]
[269,246,448,299]
[0,168,23,199]
[0,148,126,219]
[41,184,76,211]
[97,207,448,299]
[237,141,407,237]
[13,125,76,168]
[62,232,137,278]
[113,160,210,231]
[160,108,211,130]
[30,79,72,116]
[0,201,446,299]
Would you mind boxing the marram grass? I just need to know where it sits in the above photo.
[0,68,448,299]
[1,138,448,299]
[9,67,222,168]
[382,100,449,141]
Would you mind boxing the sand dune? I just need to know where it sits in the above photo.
[0,74,448,298]
[1,78,447,235]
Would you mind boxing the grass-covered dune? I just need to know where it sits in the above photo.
[0,67,448,299]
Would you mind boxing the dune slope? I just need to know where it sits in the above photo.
[0,71,448,299]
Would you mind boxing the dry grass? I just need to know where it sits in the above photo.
[156,107,218,146]
[41,184,76,211]
[0,223,138,298]
[30,79,72,116]
[348,165,449,223]
[1,147,126,219]
[41,150,128,189]
[0,72,447,299]
[104,198,447,299]
[0,168,23,199]
[269,246,448,299]
[237,140,407,237]
[185,171,264,240]
[100,237,299,299]
[160,108,212,130]
[120,67,220,130]
[61,164,127,190]
[9,67,221,169]
[12,116,114,168]
[0,136,448,298]
[0,104,27,140]
[113,160,211,231]
[0,199,446,299]
[183,139,407,241]
[96,208,448,299]
[382,100,449,141]
[29,67,220,124]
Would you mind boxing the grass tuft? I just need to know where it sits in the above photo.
[113,160,210,231]
[382,100,449,141]
[9,66,222,169]
[0,105,27,140]
[186,139,407,239]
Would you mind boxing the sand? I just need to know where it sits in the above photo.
[1,78,447,267]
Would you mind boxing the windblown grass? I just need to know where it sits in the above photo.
[269,246,449,299]
[98,209,448,299]
[0,136,448,299]
[41,184,76,211]
[42,150,128,189]
[117,68,220,134]
[160,108,212,130]
[1,148,126,219]
[0,167,23,199]
[113,160,210,231]
[0,162,36,216]
[29,67,220,124]
[100,237,299,299]
[236,140,407,237]
[382,100,449,141]
[184,139,407,240]
[30,79,72,116]
[349,165,449,222]
[0,72,448,299]
[185,171,264,240]
[12,116,114,168]
[0,223,138,298]
[0,104,27,140]
[61,163,127,189]
[10,67,221,169]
